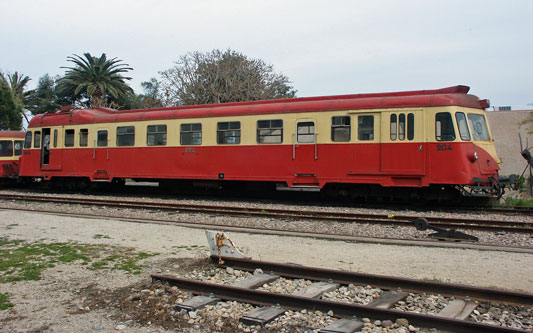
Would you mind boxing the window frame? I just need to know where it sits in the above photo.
[331,116,350,142]
[147,124,167,146]
[357,115,374,141]
[116,126,135,147]
[297,121,316,143]
[79,129,88,147]
[64,129,75,147]
[180,123,202,145]
[435,112,456,141]
[97,130,108,147]
[34,131,41,149]
[390,114,397,140]
[456,112,471,141]
[14,140,23,156]
[24,131,32,149]
[0,140,13,157]
[257,119,283,144]
[407,113,415,141]
[217,121,241,145]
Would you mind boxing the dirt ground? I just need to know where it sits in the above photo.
[1,209,532,332]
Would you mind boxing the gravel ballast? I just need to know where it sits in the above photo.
[0,208,532,332]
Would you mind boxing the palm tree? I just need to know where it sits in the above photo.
[0,71,31,124]
[58,53,134,108]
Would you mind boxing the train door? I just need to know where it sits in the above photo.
[350,113,381,174]
[93,128,110,180]
[380,110,425,176]
[291,119,319,186]
[40,128,62,170]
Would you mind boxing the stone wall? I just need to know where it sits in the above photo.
[486,110,533,176]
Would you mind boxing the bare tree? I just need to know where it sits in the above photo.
[159,49,296,106]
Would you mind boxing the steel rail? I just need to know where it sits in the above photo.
[151,274,528,333]
[2,205,533,254]
[1,193,531,233]
[211,256,533,306]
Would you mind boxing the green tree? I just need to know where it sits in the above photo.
[25,74,61,114]
[1,71,31,124]
[58,53,134,108]
[0,80,22,130]
[159,49,297,106]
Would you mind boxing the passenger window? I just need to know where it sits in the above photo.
[14,140,23,156]
[390,114,397,140]
[24,131,32,149]
[398,114,406,140]
[407,113,414,140]
[65,129,75,147]
[34,131,41,148]
[456,113,471,141]
[358,116,374,141]
[297,121,315,143]
[147,124,167,146]
[180,123,202,145]
[467,114,490,141]
[117,126,135,146]
[0,140,13,157]
[217,121,241,144]
[53,129,58,148]
[79,129,88,147]
[97,130,108,147]
[257,119,283,144]
[331,116,350,142]
[435,112,456,141]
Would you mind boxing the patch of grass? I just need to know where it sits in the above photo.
[5,224,18,230]
[0,238,158,282]
[0,293,14,310]
[503,197,533,207]
[93,234,111,240]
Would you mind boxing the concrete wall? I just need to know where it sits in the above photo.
[486,110,533,176]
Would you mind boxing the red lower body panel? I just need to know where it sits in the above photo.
[19,142,499,188]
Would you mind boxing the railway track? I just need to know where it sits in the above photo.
[151,256,533,333]
[1,193,532,234]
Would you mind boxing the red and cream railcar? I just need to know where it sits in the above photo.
[0,131,26,179]
[19,85,503,200]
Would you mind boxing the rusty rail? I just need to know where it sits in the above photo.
[151,274,529,333]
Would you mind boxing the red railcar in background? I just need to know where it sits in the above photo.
[0,131,26,180]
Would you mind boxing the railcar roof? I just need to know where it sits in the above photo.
[0,131,26,138]
[28,85,488,127]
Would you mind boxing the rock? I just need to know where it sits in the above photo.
[226,267,234,274]
[362,318,371,323]
[409,325,419,331]
[374,320,382,326]
[254,268,263,275]
[189,311,197,319]
[396,318,409,327]
[115,324,125,330]
[327,310,334,316]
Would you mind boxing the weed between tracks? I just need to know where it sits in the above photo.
[0,237,157,283]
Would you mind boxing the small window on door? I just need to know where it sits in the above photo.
[97,130,108,147]
[297,122,315,143]
[358,116,374,140]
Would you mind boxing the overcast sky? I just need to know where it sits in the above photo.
[1,0,531,108]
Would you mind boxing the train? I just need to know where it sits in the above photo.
[0,131,26,182]
[13,85,506,202]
